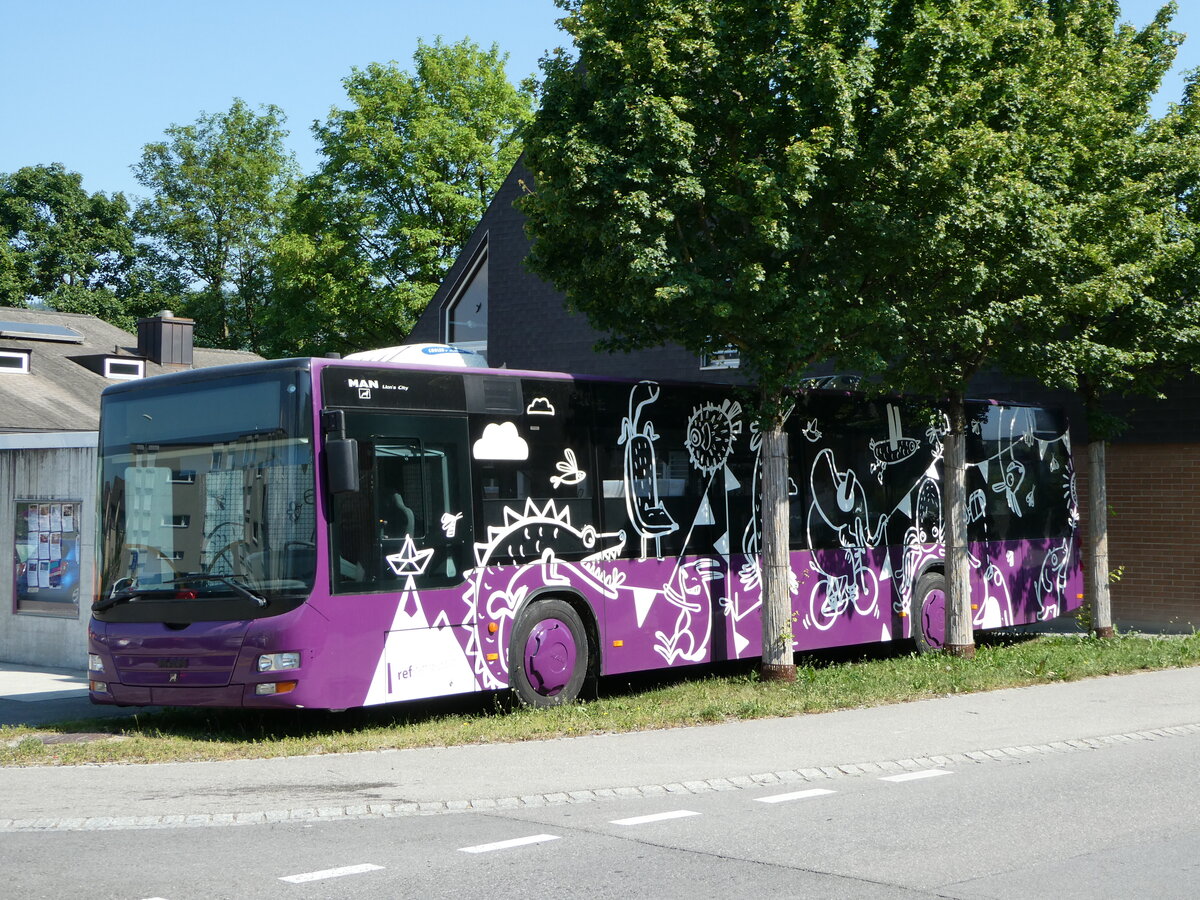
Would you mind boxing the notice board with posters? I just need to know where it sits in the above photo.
[14,500,81,614]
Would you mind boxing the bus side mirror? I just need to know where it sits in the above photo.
[325,438,359,494]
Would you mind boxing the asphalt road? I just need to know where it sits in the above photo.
[5,666,1200,897]
[5,726,1198,899]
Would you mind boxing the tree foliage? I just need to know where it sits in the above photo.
[269,38,534,356]
[522,0,1195,662]
[523,2,891,404]
[0,163,135,322]
[134,99,299,353]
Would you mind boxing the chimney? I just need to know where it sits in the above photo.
[137,310,194,367]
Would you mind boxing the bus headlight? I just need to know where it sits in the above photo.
[257,652,301,672]
[88,654,104,673]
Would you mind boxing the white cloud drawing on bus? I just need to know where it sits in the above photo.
[526,397,556,416]
[473,422,529,461]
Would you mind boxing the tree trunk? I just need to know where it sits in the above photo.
[759,418,796,682]
[1088,440,1115,639]
[943,395,976,658]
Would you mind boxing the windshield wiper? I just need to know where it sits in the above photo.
[176,572,269,608]
[92,587,149,613]
[92,573,268,612]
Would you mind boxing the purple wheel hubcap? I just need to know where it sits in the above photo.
[524,619,577,696]
[921,588,946,649]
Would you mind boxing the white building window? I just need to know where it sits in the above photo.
[0,349,31,373]
[443,240,488,356]
[700,346,741,370]
[104,358,145,380]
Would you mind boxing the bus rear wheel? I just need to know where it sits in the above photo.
[509,599,588,708]
[912,571,947,654]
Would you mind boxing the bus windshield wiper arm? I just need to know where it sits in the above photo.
[93,575,268,612]
[92,588,144,613]
[176,573,269,608]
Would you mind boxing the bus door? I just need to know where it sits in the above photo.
[330,413,473,594]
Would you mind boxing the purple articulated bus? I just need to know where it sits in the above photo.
[88,353,1083,710]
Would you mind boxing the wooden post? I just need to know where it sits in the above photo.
[943,397,976,658]
[760,421,796,682]
[1088,440,1116,639]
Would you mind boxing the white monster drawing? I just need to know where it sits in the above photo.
[619,382,679,559]
[870,404,921,483]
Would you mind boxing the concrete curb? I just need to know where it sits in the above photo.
[4,722,1198,833]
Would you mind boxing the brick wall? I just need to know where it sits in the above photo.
[1078,443,1200,633]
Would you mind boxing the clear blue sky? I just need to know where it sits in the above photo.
[1,1,1195,202]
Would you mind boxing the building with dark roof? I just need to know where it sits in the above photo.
[408,160,746,383]
[0,307,260,667]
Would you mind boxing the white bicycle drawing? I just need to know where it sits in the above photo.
[807,547,880,632]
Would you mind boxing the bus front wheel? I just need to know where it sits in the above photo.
[509,599,588,707]
[912,571,947,654]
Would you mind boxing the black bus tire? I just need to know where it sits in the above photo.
[912,571,947,655]
[509,598,588,707]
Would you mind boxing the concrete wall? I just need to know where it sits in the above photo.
[0,434,96,668]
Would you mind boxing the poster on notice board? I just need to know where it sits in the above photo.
[14,499,81,608]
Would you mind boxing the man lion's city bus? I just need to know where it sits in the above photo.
[88,347,1082,709]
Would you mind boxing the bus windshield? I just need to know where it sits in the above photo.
[95,366,315,622]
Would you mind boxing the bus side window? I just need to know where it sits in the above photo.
[331,414,471,593]
[331,440,376,586]
[375,439,467,585]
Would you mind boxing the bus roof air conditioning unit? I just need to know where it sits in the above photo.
[343,343,489,368]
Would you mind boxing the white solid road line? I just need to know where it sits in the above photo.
[880,769,952,783]
[459,834,561,854]
[279,863,384,883]
[610,809,701,826]
[754,788,837,804]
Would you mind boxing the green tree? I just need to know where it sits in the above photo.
[268,37,534,357]
[523,1,893,679]
[134,99,299,353]
[872,1,1190,653]
[0,163,135,322]
[522,0,1190,669]
[1026,55,1200,638]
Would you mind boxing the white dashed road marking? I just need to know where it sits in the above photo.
[19,725,1200,834]
[279,863,384,883]
[880,769,952,783]
[610,810,701,826]
[459,834,560,854]
[754,788,837,804]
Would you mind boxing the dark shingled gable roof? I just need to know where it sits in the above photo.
[0,307,262,433]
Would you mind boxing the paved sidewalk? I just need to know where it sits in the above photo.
[2,665,1200,832]
[0,662,87,701]
[0,662,156,727]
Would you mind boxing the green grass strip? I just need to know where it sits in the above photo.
[3,632,1198,767]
